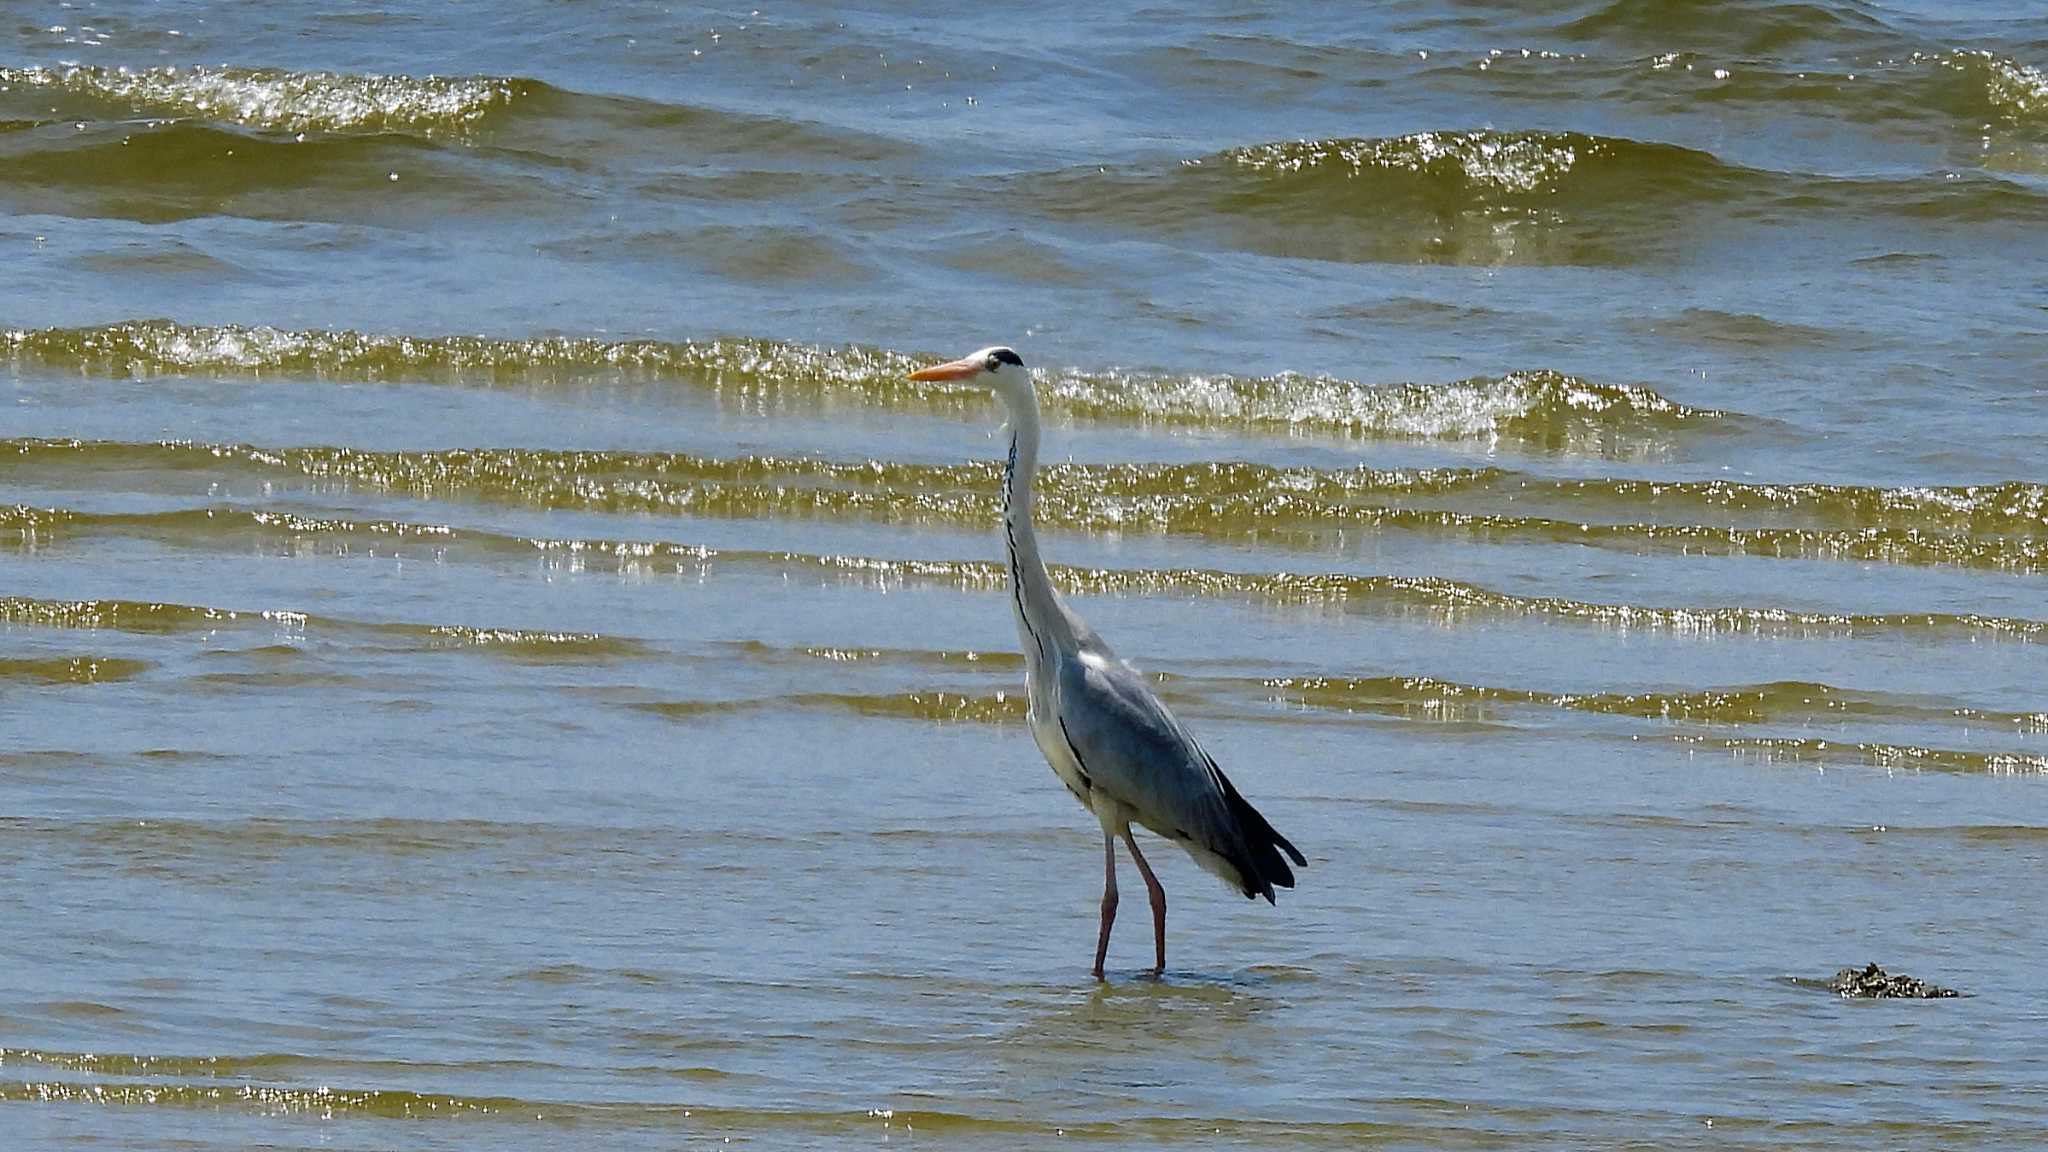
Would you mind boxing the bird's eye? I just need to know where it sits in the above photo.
[985,356,1002,372]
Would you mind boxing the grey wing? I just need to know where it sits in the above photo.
[1054,649,1305,902]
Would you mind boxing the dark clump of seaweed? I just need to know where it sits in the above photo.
[1827,962,1959,999]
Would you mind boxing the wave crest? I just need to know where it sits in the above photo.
[2,321,1723,449]
[1227,131,1598,194]
[1942,50,2048,127]
[0,64,525,134]
[1212,130,1732,202]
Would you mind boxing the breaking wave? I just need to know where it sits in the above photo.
[2,322,1729,447]
[0,64,527,134]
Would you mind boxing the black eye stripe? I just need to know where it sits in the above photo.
[989,347,1024,368]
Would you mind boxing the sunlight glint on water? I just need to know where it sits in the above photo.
[4,1,2048,1148]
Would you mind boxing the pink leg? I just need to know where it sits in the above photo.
[1092,831,1118,981]
[1122,829,1167,977]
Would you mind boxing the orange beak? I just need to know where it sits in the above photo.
[907,355,985,382]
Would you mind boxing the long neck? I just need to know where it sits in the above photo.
[999,390,1073,661]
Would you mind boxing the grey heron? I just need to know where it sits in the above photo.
[909,346,1306,980]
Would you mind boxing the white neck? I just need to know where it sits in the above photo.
[998,384,1075,661]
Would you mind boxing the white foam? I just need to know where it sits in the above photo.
[0,64,521,133]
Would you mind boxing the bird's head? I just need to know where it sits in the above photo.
[907,345,1029,406]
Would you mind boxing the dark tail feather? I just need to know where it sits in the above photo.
[1213,762,1306,903]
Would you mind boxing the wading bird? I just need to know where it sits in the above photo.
[909,347,1306,980]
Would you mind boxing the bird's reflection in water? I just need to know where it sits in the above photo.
[977,975,1285,1114]
[998,972,1265,1047]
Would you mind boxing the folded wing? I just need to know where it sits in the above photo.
[1054,648,1305,902]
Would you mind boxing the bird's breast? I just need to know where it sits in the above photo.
[1027,710,1090,800]
[1020,658,1098,814]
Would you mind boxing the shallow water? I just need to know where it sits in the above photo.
[5,1,2048,1147]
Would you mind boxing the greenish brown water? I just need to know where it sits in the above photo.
[7,2,2048,1149]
